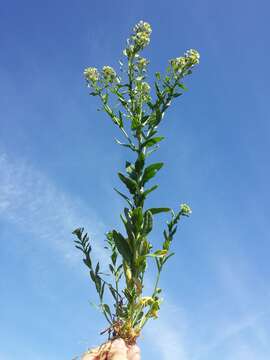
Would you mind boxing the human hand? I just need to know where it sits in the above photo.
[81,338,140,360]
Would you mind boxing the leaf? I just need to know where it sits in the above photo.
[148,207,171,215]
[135,152,145,174]
[120,213,134,241]
[90,269,96,284]
[142,136,165,148]
[163,252,175,264]
[115,139,136,152]
[143,185,158,198]
[147,249,168,258]
[177,82,188,91]
[109,285,118,301]
[155,72,161,80]
[103,304,112,318]
[131,207,144,232]
[141,162,163,185]
[95,262,100,275]
[113,187,133,207]
[109,264,115,274]
[118,172,137,194]
[173,93,182,98]
[154,82,163,101]
[112,230,132,263]
[72,228,84,239]
[142,211,153,235]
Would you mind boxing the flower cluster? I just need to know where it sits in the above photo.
[185,48,200,65]
[102,66,118,83]
[170,49,200,75]
[180,203,192,216]
[132,21,152,50]
[137,57,149,71]
[84,67,99,84]
[133,21,152,47]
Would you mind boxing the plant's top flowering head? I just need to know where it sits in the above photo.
[84,67,99,84]
[185,49,200,66]
[180,203,192,216]
[102,66,118,83]
[125,21,152,56]
[170,49,200,76]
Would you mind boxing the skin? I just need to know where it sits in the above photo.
[81,339,140,360]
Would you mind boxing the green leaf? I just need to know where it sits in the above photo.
[142,210,153,235]
[131,207,144,233]
[142,136,165,148]
[148,207,171,215]
[135,152,145,174]
[173,93,182,98]
[154,82,163,101]
[113,187,133,207]
[118,172,137,194]
[147,249,168,258]
[72,227,84,239]
[103,304,112,318]
[143,184,158,198]
[115,139,137,152]
[155,72,161,80]
[141,162,163,185]
[163,252,175,265]
[177,82,188,91]
[112,230,132,263]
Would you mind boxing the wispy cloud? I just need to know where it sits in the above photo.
[0,151,106,263]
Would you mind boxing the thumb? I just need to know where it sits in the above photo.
[128,344,140,360]
[108,338,128,360]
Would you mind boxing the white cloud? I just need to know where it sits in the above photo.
[0,152,107,263]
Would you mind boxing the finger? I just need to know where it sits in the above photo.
[128,344,140,360]
[108,338,128,360]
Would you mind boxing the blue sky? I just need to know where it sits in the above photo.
[0,0,270,359]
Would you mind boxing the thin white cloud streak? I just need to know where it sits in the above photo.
[192,256,270,360]
[0,152,107,263]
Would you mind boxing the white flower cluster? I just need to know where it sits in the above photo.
[133,21,152,50]
[170,49,200,74]
[84,67,99,83]
[137,57,149,70]
[180,203,192,216]
[102,66,118,83]
[185,49,200,65]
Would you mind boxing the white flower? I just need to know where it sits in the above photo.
[102,66,118,83]
[185,49,200,65]
[84,67,99,83]
[180,203,192,216]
